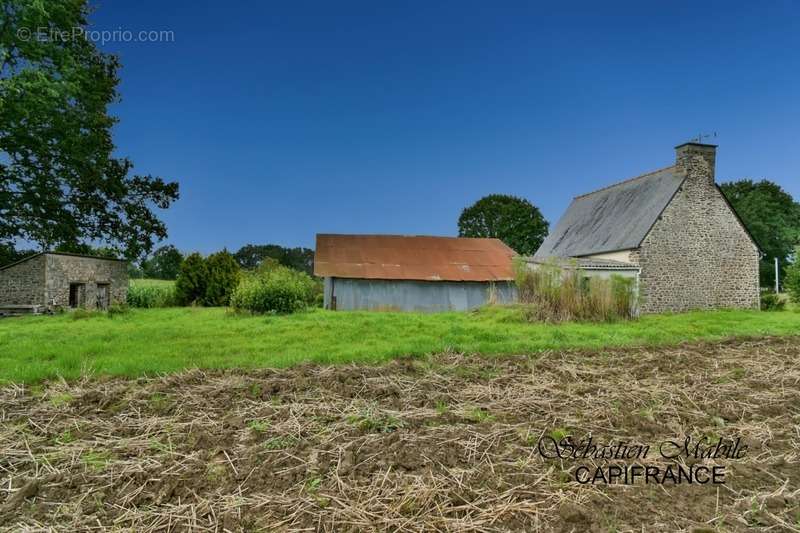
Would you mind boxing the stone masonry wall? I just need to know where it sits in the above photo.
[637,155,760,313]
[0,254,46,306]
[45,254,128,310]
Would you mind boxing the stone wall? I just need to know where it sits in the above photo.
[0,254,46,306]
[637,154,760,313]
[45,254,128,310]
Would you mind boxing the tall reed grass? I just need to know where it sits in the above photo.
[515,259,637,322]
[127,279,179,308]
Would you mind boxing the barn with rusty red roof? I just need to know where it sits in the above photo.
[314,234,517,311]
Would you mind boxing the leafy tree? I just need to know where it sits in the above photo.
[458,195,549,255]
[234,244,314,274]
[0,0,179,259]
[141,245,184,280]
[0,243,35,267]
[720,180,800,289]
[127,262,144,279]
[280,247,315,274]
[234,244,283,270]
[0,242,116,267]
[204,250,241,306]
[54,242,119,258]
[175,253,208,305]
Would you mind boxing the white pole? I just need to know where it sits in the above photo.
[775,257,779,293]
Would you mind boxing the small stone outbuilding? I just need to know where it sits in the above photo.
[0,252,128,313]
[534,142,761,314]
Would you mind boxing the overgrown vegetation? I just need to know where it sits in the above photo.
[230,263,319,314]
[133,250,317,311]
[760,291,785,311]
[515,259,637,322]
[1,306,798,384]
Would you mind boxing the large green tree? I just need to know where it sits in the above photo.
[0,242,34,266]
[141,245,184,280]
[458,194,549,255]
[0,0,178,259]
[233,244,314,274]
[720,179,800,289]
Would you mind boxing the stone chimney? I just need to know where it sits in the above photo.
[675,142,717,183]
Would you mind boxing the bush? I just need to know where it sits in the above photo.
[127,279,178,308]
[760,292,785,311]
[175,253,208,305]
[515,259,637,322]
[230,265,317,314]
[203,250,241,306]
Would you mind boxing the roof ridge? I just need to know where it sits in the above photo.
[317,234,505,241]
[573,165,675,200]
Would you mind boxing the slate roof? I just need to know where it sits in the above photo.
[314,234,516,282]
[534,166,685,259]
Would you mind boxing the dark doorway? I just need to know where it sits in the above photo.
[68,283,85,308]
[96,283,110,310]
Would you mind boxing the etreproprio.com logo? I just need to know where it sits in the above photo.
[17,26,174,45]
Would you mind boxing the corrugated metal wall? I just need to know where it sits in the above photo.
[324,278,516,312]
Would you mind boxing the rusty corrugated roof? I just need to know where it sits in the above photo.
[314,234,516,282]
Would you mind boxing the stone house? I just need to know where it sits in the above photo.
[533,142,761,313]
[0,252,128,313]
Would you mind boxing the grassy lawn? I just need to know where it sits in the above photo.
[1,306,799,383]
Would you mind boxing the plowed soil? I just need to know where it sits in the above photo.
[1,337,799,532]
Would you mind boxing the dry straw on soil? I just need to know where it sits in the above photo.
[1,337,799,532]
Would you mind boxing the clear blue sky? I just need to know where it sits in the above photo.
[90,0,800,253]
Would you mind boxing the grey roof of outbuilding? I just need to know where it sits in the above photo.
[534,166,685,259]
[0,251,126,272]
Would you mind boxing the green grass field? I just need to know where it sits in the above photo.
[1,306,799,383]
[128,278,176,289]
